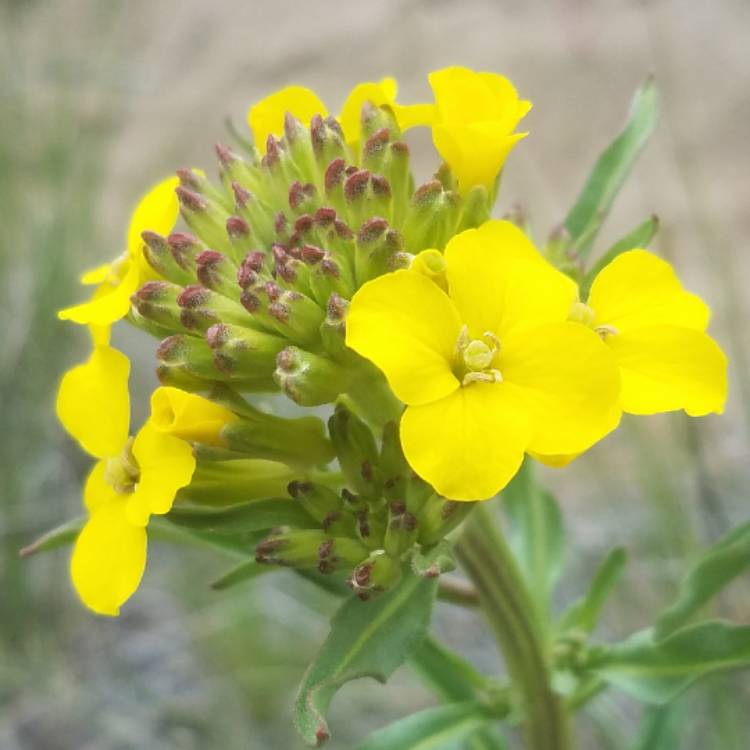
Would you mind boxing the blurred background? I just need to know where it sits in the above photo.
[1,0,748,747]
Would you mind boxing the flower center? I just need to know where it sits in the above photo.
[455,325,503,386]
[568,301,619,340]
[104,438,140,494]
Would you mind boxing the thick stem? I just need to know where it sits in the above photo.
[456,504,572,750]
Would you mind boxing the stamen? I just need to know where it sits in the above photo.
[595,324,619,339]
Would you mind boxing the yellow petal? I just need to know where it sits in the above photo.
[432,123,526,193]
[429,66,521,126]
[346,270,462,406]
[445,222,577,339]
[248,86,328,154]
[339,78,398,144]
[126,176,181,258]
[607,325,728,416]
[501,322,621,454]
[70,495,147,616]
[129,420,196,523]
[149,386,237,446]
[58,261,140,327]
[400,383,532,501]
[391,102,437,130]
[83,459,119,512]
[80,263,112,285]
[88,324,111,348]
[56,345,130,458]
[588,250,710,333]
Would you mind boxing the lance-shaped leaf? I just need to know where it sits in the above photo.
[629,702,686,750]
[558,546,628,634]
[166,497,316,537]
[583,215,659,294]
[564,77,658,257]
[210,558,275,590]
[654,521,750,639]
[19,516,85,557]
[590,621,750,704]
[294,571,438,746]
[502,460,564,623]
[354,702,499,750]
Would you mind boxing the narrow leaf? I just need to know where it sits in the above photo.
[654,521,750,639]
[294,572,438,746]
[355,702,496,750]
[564,77,658,256]
[558,547,628,634]
[630,703,686,750]
[19,516,84,557]
[166,498,316,535]
[591,621,750,704]
[210,558,274,590]
[503,460,565,621]
[583,215,659,292]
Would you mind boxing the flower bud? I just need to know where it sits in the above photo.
[177,186,235,257]
[141,231,193,286]
[348,551,403,600]
[275,346,352,406]
[177,284,253,332]
[328,403,382,501]
[221,403,334,467]
[150,386,237,446]
[167,232,204,277]
[206,322,286,376]
[288,481,343,523]
[195,250,239,297]
[418,495,476,546]
[402,179,460,253]
[131,281,185,331]
[384,500,418,557]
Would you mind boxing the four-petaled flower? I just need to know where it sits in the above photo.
[571,249,727,416]
[346,220,621,500]
[56,348,202,615]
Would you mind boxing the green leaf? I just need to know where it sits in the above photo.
[583,215,659,293]
[558,547,627,634]
[590,621,750,704]
[503,460,564,621]
[19,516,84,557]
[655,522,750,639]
[149,516,265,557]
[564,76,658,257]
[294,571,438,746]
[410,638,508,750]
[210,558,275,590]
[629,703,686,750]
[166,498,316,536]
[355,702,496,750]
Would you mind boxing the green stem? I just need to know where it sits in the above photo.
[455,504,572,750]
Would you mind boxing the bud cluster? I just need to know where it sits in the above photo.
[251,406,472,599]
[130,102,490,407]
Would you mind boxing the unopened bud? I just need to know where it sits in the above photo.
[167,232,204,277]
[349,551,402,600]
[384,500,419,557]
[131,281,184,331]
[196,250,239,297]
[288,481,343,523]
[328,403,382,500]
[418,495,476,545]
[177,284,253,332]
[402,180,460,252]
[275,346,352,406]
[141,231,193,286]
[177,186,235,257]
[206,322,286,376]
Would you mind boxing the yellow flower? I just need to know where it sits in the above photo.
[248,78,430,152]
[346,220,620,500]
[572,250,728,416]
[150,386,238,446]
[58,175,180,329]
[425,66,531,195]
[56,347,195,615]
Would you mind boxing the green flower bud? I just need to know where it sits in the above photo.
[349,550,403,600]
[328,403,382,501]
[275,346,352,406]
[384,500,418,557]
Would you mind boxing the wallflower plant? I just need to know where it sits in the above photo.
[25,67,748,750]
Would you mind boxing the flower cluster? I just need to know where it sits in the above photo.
[54,67,727,616]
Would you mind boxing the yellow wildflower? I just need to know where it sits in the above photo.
[346,220,620,500]
[56,349,196,615]
[58,175,180,329]
[248,78,430,152]
[425,66,532,195]
[573,250,728,416]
